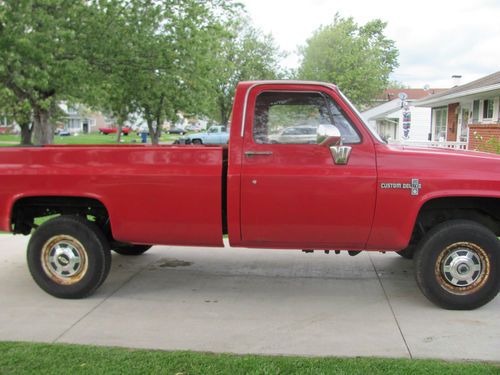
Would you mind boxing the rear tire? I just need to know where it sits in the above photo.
[192,139,202,145]
[397,245,415,259]
[27,216,111,299]
[113,245,152,256]
[414,220,500,310]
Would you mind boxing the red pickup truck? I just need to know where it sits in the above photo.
[1,81,499,310]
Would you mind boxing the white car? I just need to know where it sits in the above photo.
[269,125,318,144]
[176,125,229,145]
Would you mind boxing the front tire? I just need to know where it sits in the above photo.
[414,220,500,310]
[27,216,111,299]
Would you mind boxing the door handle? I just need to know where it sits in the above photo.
[245,151,273,157]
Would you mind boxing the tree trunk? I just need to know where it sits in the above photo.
[153,113,162,145]
[218,96,228,126]
[146,119,161,145]
[33,107,54,145]
[19,122,33,146]
[152,130,161,145]
[116,123,123,143]
[146,119,155,145]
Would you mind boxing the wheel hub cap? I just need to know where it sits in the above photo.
[49,242,82,277]
[442,248,482,287]
[41,236,88,285]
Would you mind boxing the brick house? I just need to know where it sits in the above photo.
[416,71,500,152]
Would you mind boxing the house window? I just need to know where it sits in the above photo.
[483,99,494,119]
[433,107,447,141]
[472,100,480,123]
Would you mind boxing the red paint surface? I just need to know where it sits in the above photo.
[0,145,223,247]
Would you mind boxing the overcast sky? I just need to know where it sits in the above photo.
[239,0,500,89]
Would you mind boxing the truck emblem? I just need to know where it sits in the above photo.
[380,179,422,196]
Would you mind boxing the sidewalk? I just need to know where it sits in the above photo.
[0,234,499,361]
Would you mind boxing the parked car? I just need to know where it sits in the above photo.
[175,125,229,145]
[185,124,202,132]
[58,130,71,136]
[269,125,318,144]
[99,126,132,135]
[168,126,186,135]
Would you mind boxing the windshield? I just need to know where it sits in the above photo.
[337,90,386,144]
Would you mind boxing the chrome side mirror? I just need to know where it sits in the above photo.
[316,124,352,165]
[317,124,341,147]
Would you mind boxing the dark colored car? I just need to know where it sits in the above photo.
[167,127,186,135]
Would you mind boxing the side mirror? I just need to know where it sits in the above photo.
[316,124,352,165]
[317,124,342,147]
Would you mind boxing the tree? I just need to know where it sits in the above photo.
[92,0,240,145]
[128,0,240,144]
[0,1,99,145]
[83,0,144,144]
[298,14,399,108]
[207,17,284,125]
[0,88,33,145]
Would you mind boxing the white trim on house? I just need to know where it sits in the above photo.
[417,83,500,107]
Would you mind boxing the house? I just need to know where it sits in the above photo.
[416,71,500,152]
[59,104,107,134]
[362,88,446,143]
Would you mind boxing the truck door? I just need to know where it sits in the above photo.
[240,85,377,249]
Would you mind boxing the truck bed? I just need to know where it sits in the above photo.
[0,145,225,246]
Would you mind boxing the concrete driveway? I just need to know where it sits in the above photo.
[1,234,499,361]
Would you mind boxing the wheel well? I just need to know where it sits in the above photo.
[11,196,111,238]
[410,197,500,246]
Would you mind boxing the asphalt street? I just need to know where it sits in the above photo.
[1,234,499,361]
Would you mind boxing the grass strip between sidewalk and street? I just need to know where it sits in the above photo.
[1,342,499,375]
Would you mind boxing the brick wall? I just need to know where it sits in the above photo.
[468,124,500,154]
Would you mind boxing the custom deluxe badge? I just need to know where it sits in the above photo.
[380,179,422,196]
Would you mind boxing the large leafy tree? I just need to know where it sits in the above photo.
[0,88,33,145]
[134,0,242,144]
[207,17,284,125]
[298,14,399,108]
[94,0,239,144]
[0,0,96,145]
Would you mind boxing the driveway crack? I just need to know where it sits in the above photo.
[52,255,162,343]
[369,253,413,359]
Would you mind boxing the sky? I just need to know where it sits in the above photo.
[239,0,500,89]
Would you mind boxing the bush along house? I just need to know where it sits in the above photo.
[416,71,500,153]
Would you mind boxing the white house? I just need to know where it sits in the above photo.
[415,71,500,152]
[362,89,447,143]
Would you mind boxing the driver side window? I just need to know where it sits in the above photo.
[253,91,360,144]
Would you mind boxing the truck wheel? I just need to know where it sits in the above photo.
[192,139,202,145]
[414,220,499,310]
[397,245,415,259]
[113,245,152,256]
[27,216,111,299]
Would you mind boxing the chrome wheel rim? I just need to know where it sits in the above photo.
[41,235,88,285]
[436,242,489,295]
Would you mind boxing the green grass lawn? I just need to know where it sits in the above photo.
[0,342,499,375]
[0,132,181,146]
